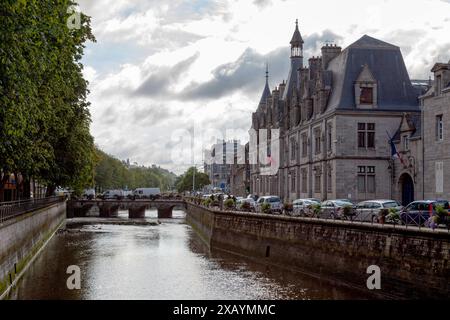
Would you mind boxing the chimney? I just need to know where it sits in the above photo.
[321,43,342,69]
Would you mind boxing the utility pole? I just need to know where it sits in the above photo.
[192,166,195,193]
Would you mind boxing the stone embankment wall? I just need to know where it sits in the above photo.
[0,202,66,297]
[186,202,449,298]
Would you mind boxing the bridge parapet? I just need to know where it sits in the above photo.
[67,199,187,219]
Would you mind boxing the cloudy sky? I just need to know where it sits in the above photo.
[77,0,450,174]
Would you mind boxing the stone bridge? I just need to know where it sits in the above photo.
[67,199,187,219]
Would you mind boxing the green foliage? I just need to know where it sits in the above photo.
[312,204,322,216]
[0,1,96,196]
[175,167,210,193]
[202,198,212,207]
[93,148,176,191]
[224,198,235,210]
[261,203,271,213]
[386,207,400,223]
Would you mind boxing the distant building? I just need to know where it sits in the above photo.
[250,20,426,204]
[204,140,241,192]
[230,143,250,196]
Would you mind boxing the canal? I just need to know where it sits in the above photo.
[7,210,375,300]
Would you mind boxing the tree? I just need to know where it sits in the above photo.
[0,1,96,198]
[176,167,210,193]
[93,148,176,192]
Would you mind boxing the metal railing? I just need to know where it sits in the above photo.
[187,199,450,233]
[0,196,65,224]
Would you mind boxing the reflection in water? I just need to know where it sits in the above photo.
[8,210,374,300]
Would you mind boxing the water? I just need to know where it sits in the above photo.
[8,210,374,300]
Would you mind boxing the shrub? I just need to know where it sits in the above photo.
[312,204,322,216]
[202,198,212,207]
[224,198,235,210]
[342,205,354,216]
[240,201,251,212]
[283,202,293,212]
[386,207,401,224]
[435,205,447,223]
[261,203,271,214]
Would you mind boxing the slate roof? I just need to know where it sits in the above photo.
[392,113,422,142]
[259,78,271,106]
[290,20,303,46]
[326,35,420,112]
[282,57,302,101]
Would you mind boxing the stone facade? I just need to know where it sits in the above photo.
[250,21,422,204]
[421,61,450,200]
[230,143,250,196]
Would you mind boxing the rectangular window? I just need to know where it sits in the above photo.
[367,175,376,193]
[291,173,296,192]
[290,138,296,160]
[314,128,321,155]
[314,174,321,193]
[301,169,307,193]
[358,123,375,148]
[358,166,376,194]
[301,134,308,158]
[358,123,366,148]
[327,170,332,193]
[357,175,366,193]
[403,135,409,151]
[436,115,443,141]
[360,87,373,104]
[367,123,375,148]
[327,125,332,152]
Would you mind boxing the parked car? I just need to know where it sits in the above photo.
[100,189,124,200]
[355,200,403,222]
[291,199,320,216]
[131,188,161,199]
[319,200,355,219]
[237,198,256,211]
[82,188,96,200]
[256,196,282,214]
[400,200,450,226]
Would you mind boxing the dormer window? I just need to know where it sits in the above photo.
[355,65,377,108]
[360,87,373,104]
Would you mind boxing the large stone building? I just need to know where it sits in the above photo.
[420,61,450,200]
[204,139,241,192]
[250,21,427,204]
[230,143,250,196]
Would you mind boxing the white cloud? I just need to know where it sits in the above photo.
[76,0,450,174]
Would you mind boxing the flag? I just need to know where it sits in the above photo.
[387,131,405,165]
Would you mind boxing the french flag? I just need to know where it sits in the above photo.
[387,131,405,165]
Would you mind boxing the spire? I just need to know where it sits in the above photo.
[290,19,304,48]
[259,64,271,106]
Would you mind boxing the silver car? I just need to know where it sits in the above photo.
[320,200,355,219]
[292,199,320,216]
[355,200,403,222]
[256,196,282,214]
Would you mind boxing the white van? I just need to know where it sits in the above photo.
[101,189,124,200]
[132,188,161,199]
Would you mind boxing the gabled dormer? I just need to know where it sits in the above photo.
[355,64,378,109]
